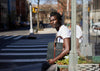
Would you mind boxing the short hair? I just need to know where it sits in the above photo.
[50,12,62,21]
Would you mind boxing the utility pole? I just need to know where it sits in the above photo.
[28,0,36,39]
[29,0,33,34]
[81,0,92,56]
[69,0,78,71]
[36,0,40,33]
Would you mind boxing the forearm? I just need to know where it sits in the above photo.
[53,38,70,62]
[53,49,69,62]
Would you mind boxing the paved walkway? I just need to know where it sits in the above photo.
[0,27,99,36]
[0,28,57,36]
[37,28,57,34]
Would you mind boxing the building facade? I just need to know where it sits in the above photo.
[92,0,100,22]
[0,0,29,31]
[8,0,16,29]
[0,0,9,30]
[16,0,29,21]
[57,0,71,24]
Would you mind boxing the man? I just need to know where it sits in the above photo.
[42,12,71,71]
[76,24,83,56]
[48,12,71,64]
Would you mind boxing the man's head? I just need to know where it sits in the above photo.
[50,12,62,28]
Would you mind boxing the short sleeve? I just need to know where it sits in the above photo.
[60,26,71,39]
[76,25,82,39]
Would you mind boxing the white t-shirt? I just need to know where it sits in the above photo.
[69,25,83,43]
[76,25,82,39]
[56,25,83,43]
[76,25,83,43]
[56,25,71,43]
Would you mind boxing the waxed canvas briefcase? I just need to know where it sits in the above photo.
[47,42,64,60]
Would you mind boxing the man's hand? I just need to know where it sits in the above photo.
[48,59,55,64]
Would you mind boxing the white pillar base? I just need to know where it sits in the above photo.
[80,43,93,56]
[29,29,33,34]
[68,51,78,71]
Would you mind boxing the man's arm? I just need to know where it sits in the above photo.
[48,38,71,64]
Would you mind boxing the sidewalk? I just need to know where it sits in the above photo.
[37,28,57,34]
[0,28,57,36]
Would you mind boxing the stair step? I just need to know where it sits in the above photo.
[0,59,46,62]
[13,63,42,71]
[13,36,23,40]
[1,48,47,53]
[0,53,47,56]
[11,42,48,45]
[0,55,46,59]
[1,51,47,53]
[12,40,52,44]
[4,36,16,40]
[1,48,47,51]
[6,45,48,48]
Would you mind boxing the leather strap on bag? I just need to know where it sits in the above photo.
[53,36,65,58]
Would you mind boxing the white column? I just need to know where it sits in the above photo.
[29,0,34,34]
[81,0,93,56]
[83,0,88,44]
[68,0,78,71]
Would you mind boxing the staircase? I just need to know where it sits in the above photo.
[0,34,55,71]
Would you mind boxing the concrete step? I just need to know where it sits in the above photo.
[0,36,6,39]
[6,45,48,48]
[0,55,46,59]
[1,48,47,53]
[10,39,53,44]
[11,42,48,45]
[0,53,47,56]
[13,36,23,40]
[0,52,47,59]
[1,35,24,40]
[0,59,46,63]
[13,63,42,71]
[4,36,16,40]
[0,63,42,71]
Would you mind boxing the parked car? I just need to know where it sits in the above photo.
[92,22,100,35]
[20,21,29,27]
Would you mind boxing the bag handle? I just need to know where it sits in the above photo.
[54,36,65,58]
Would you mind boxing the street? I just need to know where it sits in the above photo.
[0,27,100,71]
